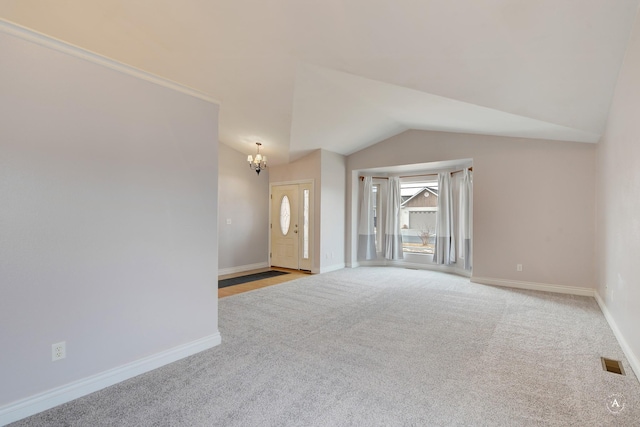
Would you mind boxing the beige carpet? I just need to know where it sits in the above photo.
[11,267,640,426]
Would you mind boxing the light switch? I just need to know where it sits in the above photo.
[226,219,232,225]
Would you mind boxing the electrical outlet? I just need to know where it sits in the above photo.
[516,264,523,272]
[52,341,66,361]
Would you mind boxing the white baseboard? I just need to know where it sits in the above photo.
[218,262,269,276]
[594,292,640,383]
[392,261,472,278]
[471,277,595,297]
[319,263,345,274]
[350,260,471,278]
[0,333,221,426]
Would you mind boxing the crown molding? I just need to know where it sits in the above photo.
[0,18,219,105]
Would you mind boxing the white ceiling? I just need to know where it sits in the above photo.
[1,0,638,165]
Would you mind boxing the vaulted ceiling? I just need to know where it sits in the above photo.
[1,0,638,165]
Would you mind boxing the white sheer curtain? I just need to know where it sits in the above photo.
[358,177,377,260]
[434,172,456,265]
[458,168,472,270]
[384,176,404,260]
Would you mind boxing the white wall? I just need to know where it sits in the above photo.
[270,150,322,272]
[269,149,346,273]
[596,6,640,378]
[320,150,346,272]
[0,24,220,420]
[347,130,596,290]
[218,143,270,274]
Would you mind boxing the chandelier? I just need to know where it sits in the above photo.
[247,142,267,175]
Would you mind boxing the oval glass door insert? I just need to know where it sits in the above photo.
[280,195,291,235]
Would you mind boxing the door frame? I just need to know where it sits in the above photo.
[269,179,314,272]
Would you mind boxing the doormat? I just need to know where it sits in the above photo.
[218,270,290,289]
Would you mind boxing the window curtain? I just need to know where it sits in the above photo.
[458,168,472,270]
[358,177,377,260]
[434,172,456,264]
[384,176,404,260]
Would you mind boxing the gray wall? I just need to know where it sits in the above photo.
[347,130,596,289]
[0,28,219,408]
[596,5,640,378]
[218,143,270,273]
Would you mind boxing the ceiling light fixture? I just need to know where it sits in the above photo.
[247,142,267,175]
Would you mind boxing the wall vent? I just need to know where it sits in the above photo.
[601,357,625,375]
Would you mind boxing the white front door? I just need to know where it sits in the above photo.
[271,185,299,269]
[271,183,313,271]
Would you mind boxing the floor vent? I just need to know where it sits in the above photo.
[601,357,625,375]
